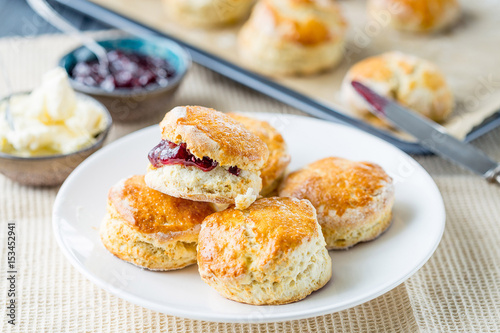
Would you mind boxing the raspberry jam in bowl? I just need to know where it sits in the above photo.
[71,50,177,91]
[60,38,190,123]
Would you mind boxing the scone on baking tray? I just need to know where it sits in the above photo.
[197,197,332,305]
[145,106,269,210]
[237,0,347,76]
[368,0,461,33]
[228,113,291,196]
[279,157,395,250]
[341,51,454,124]
[162,0,255,27]
[100,175,216,271]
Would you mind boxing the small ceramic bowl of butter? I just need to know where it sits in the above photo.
[0,68,112,186]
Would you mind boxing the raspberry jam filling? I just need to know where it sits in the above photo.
[228,166,241,177]
[148,140,241,176]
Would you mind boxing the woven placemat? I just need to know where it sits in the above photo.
[0,32,499,333]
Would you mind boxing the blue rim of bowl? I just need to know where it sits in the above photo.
[59,37,192,97]
[0,92,113,161]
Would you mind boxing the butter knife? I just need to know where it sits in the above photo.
[351,81,500,185]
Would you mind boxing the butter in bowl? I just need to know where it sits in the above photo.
[0,67,112,186]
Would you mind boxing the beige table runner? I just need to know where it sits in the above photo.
[0,32,499,333]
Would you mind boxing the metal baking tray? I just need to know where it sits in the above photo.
[55,0,500,154]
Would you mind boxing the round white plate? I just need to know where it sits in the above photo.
[53,113,445,323]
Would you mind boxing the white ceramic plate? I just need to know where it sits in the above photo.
[53,113,445,323]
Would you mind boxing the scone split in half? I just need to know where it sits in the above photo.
[280,157,395,250]
[341,51,454,124]
[100,175,216,271]
[145,106,269,210]
[197,197,332,305]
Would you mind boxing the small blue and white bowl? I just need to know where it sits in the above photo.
[60,37,191,122]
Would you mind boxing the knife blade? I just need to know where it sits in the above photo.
[351,81,500,185]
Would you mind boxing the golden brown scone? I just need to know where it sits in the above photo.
[145,106,269,210]
[238,0,347,76]
[100,175,215,271]
[197,197,332,305]
[228,113,291,196]
[279,157,395,250]
[162,0,255,27]
[341,51,454,123]
[368,0,460,33]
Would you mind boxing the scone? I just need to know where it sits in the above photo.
[279,157,395,250]
[238,0,347,76]
[162,0,255,27]
[145,106,269,210]
[100,175,215,270]
[197,197,332,305]
[341,51,454,123]
[368,0,461,33]
[228,113,291,196]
